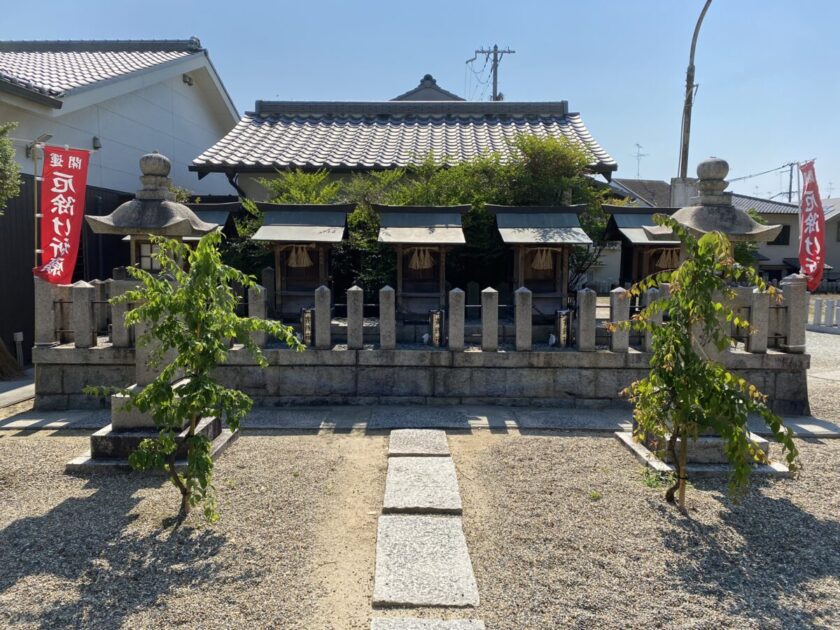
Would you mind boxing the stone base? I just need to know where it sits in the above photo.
[615,432,792,478]
[644,432,769,465]
[66,418,235,472]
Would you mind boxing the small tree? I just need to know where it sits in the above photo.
[0,122,21,214]
[616,216,799,510]
[103,231,300,522]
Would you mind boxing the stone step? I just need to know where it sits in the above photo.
[371,619,485,630]
[383,457,462,514]
[90,416,221,459]
[389,429,450,457]
[373,515,479,608]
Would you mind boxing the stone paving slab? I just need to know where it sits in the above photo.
[0,408,110,430]
[371,619,485,630]
[383,457,462,514]
[0,372,34,409]
[389,429,450,456]
[514,408,632,432]
[369,407,470,430]
[373,515,479,607]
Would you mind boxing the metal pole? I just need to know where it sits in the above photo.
[492,44,499,101]
[678,0,713,179]
[788,163,794,203]
[33,144,40,267]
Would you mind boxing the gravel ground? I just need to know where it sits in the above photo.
[0,431,386,629]
[805,330,840,422]
[448,432,840,630]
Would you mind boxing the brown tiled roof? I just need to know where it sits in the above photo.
[191,100,617,174]
[0,39,203,105]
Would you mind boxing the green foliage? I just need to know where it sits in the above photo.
[106,231,301,522]
[734,209,766,266]
[0,122,21,214]
[258,168,341,204]
[616,216,799,509]
[168,183,196,204]
[640,467,673,489]
[588,489,603,502]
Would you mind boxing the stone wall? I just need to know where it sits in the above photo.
[33,345,810,415]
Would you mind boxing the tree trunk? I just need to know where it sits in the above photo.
[677,431,689,511]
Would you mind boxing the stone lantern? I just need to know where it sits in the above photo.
[86,151,216,270]
[644,157,782,244]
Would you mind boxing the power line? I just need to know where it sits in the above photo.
[470,44,515,101]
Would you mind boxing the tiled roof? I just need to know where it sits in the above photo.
[731,193,798,215]
[0,39,203,103]
[612,179,672,208]
[191,100,617,174]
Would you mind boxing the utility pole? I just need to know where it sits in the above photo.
[788,162,794,203]
[678,0,713,179]
[473,44,515,101]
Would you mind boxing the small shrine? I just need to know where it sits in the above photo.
[375,204,467,317]
[488,204,592,318]
[85,152,217,271]
[251,204,353,318]
[602,206,681,285]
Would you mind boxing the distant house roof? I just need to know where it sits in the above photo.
[602,206,680,245]
[486,204,592,245]
[191,98,617,176]
[375,204,468,245]
[0,38,236,117]
[391,74,464,102]
[612,179,672,208]
[251,204,353,243]
[611,178,800,215]
[823,198,840,222]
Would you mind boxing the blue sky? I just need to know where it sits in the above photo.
[3,0,838,199]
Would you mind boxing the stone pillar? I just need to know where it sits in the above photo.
[825,299,836,327]
[34,276,56,346]
[262,267,276,317]
[448,288,465,351]
[576,288,596,352]
[71,281,96,348]
[813,297,823,326]
[609,286,629,353]
[748,288,769,354]
[642,287,661,352]
[514,287,532,351]
[379,285,396,349]
[91,279,109,333]
[133,321,157,386]
[314,285,331,350]
[835,304,840,328]
[347,285,364,349]
[780,274,807,354]
[481,287,499,352]
[248,284,268,348]
[109,279,136,348]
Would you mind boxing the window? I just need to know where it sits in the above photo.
[138,242,161,271]
[768,224,790,246]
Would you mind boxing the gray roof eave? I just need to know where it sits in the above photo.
[0,77,62,108]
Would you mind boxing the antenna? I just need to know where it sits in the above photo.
[634,143,649,179]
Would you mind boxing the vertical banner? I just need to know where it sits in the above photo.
[32,146,90,284]
[798,161,825,292]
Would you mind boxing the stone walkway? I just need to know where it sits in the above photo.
[0,369,34,409]
[371,429,484,629]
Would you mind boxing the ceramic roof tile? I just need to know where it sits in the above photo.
[0,39,202,100]
[192,103,617,174]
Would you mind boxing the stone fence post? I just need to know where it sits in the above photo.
[609,286,629,353]
[481,287,498,352]
[379,286,396,349]
[262,267,276,317]
[642,287,660,352]
[448,288,465,351]
[248,284,268,348]
[780,274,807,354]
[34,276,57,346]
[813,297,823,326]
[748,288,769,354]
[110,279,137,348]
[91,279,110,333]
[314,285,331,350]
[514,287,532,351]
[576,288,596,352]
[71,281,96,348]
[825,299,837,327]
[347,285,364,349]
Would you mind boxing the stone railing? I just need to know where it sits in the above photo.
[33,273,809,356]
[809,296,840,333]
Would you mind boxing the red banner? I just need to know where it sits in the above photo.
[798,161,825,292]
[32,146,90,284]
